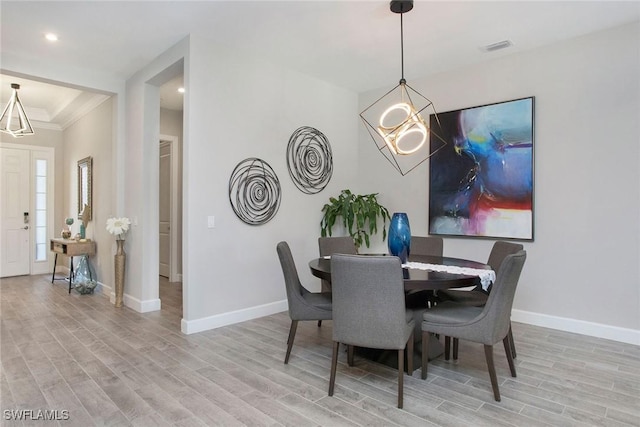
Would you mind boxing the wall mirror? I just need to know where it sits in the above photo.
[77,156,92,220]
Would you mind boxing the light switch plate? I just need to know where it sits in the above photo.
[207,216,215,228]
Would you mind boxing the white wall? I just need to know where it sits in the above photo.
[123,42,187,312]
[63,98,114,291]
[124,35,359,330]
[183,35,359,331]
[359,22,640,343]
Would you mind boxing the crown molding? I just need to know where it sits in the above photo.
[60,94,111,130]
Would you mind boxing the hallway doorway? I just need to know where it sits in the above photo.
[157,72,184,321]
[159,135,179,281]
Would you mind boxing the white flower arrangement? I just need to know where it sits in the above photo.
[106,217,131,240]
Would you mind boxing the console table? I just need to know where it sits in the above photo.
[50,238,96,293]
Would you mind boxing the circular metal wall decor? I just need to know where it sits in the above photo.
[229,158,281,225]
[286,126,333,194]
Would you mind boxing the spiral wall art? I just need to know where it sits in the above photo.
[286,126,333,194]
[228,158,281,225]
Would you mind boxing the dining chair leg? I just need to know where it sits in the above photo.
[328,341,340,396]
[453,338,459,360]
[406,331,414,375]
[444,336,451,360]
[347,345,355,367]
[318,320,322,327]
[508,324,517,358]
[284,320,298,364]
[484,344,501,401]
[503,335,517,377]
[421,331,430,380]
[397,348,404,409]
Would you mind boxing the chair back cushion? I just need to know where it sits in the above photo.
[278,241,330,320]
[331,254,412,349]
[487,241,524,272]
[318,236,357,256]
[277,241,302,298]
[410,236,443,257]
[482,250,527,343]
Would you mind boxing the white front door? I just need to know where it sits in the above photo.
[0,147,30,277]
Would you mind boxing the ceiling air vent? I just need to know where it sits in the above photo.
[480,40,513,52]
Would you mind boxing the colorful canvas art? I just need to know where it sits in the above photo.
[429,97,534,240]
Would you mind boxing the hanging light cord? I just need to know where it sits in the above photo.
[400,12,405,83]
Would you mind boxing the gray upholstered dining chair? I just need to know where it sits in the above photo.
[317,236,357,327]
[421,250,527,401]
[438,241,524,359]
[328,254,414,409]
[410,235,443,257]
[277,241,332,364]
[318,236,357,292]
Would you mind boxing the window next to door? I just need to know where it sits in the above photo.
[31,147,54,276]
[35,159,47,261]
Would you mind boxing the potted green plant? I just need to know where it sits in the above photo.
[320,189,391,251]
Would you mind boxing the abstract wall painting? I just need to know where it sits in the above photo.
[429,97,534,240]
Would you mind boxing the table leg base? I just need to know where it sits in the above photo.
[353,334,443,373]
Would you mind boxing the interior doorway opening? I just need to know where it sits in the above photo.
[157,72,184,322]
[159,135,180,281]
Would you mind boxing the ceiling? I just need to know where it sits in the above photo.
[1,1,638,130]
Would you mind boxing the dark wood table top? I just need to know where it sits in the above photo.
[308,254,491,291]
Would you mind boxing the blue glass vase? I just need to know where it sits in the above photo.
[388,212,411,263]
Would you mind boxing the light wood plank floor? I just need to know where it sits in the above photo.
[1,274,639,426]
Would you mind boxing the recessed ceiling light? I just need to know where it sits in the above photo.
[177,87,185,94]
[45,33,58,42]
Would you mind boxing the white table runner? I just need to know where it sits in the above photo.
[402,262,496,291]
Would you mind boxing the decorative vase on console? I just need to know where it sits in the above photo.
[388,212,411,263]
[61,217,74,239]
[80,203,90,240]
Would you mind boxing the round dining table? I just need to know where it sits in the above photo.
[308,253,493,369]
[309,254,491,291]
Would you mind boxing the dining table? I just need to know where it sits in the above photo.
[309,254,492,292]
[308,253,494,371]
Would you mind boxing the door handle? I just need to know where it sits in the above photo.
[23,226,29,230]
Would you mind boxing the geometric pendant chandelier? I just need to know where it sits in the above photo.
[0,83,35,138]
[360,0,446,176]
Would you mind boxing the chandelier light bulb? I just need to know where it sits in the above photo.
[378,102,428,155]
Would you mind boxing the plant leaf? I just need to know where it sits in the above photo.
[318,189,390,248]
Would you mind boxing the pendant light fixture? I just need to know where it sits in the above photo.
[360,0,445,176]
[0,83,35,138]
